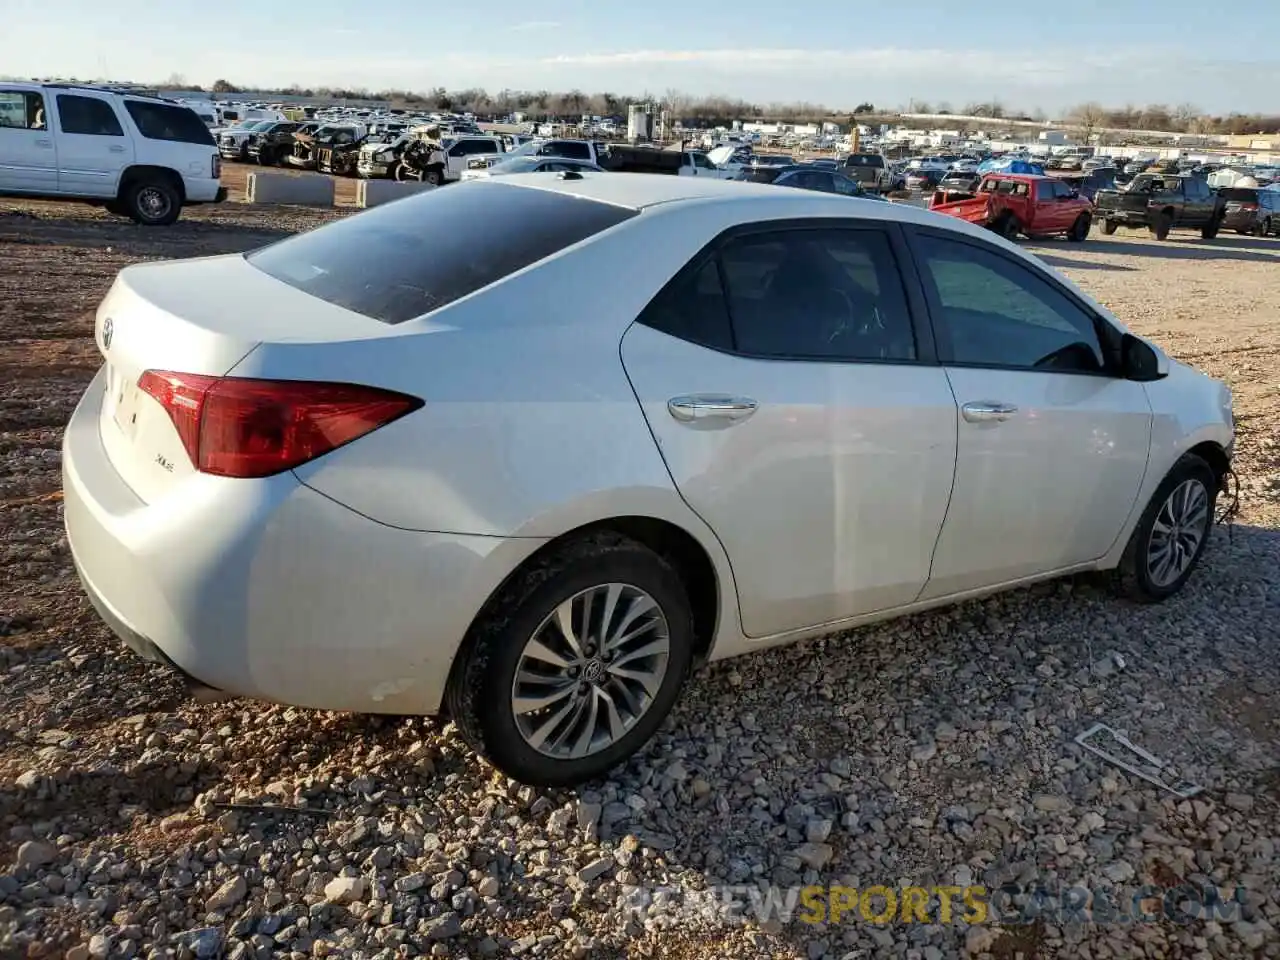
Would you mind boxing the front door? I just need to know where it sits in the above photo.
[621,223,957,638]
[48,93,133,197]
[907,227,1152,599]
[0,89,57,192]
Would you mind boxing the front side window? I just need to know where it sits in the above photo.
[915,233,1105,373]
[719,229,917,361]
[0,91,45,130]
[56,95,124,136]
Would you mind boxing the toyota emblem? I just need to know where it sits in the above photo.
[102,317,113,351]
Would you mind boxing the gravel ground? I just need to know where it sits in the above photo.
[1,191,1277,960]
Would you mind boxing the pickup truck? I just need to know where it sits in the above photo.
[928,173,1094,241]
[465,138,601,173]
[597,144,735,178]
[1093,174,1226,239]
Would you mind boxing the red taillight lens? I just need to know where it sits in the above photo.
[212,154,221,179]
[138,371,421,478]
[1241,203,1258,211]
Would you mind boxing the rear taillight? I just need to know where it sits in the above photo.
[138,371,421,478]
[1241,203,1258,211]
[212,154,221,179]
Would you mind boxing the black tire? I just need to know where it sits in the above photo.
[121,178,181,226]
[424,166,445,186]
[1100,218,1118,236]
[991,213,1019,240]
[1261,218,1272,237]
[1068,213,1091,242]
[1117,454,1218,602]
[445,532,694,787]
[393,163,414,182]
[1201,217,1221,240]
[1151,211,1172,240]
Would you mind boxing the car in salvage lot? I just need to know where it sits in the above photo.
[929,173,1094,241]
[63,174,1234,787]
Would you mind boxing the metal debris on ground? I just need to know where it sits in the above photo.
[1074,723,1204,798]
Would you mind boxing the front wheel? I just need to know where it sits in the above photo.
[1068,213,1091,242]
[1100,218,1118,235]
[1117,454,1218,602]
[1151,211,1172,241]
[1201,217,1221,240]
[445,533,694,786]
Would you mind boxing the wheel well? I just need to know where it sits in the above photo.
[119,166,185,203]
[442,517,721,717]
[1187,441,1230,486]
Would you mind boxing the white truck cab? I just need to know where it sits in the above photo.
[0,81,224,224]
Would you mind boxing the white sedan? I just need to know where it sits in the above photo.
[64,174,1233,786]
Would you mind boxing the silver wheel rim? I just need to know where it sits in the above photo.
[1147,478,1210,587]
[138,187,170,220]
[511,583,670,760]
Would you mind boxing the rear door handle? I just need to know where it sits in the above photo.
[108,145,126,153]
[668,394,758,423]
[35,138,52,148]
[961,401,1018,423]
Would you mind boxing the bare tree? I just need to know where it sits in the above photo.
[1068,102,1106,143]
[1172,102,1200,132]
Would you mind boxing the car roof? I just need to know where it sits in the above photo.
[466,173,973,229]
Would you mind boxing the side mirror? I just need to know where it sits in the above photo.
[1122,333,1169,382]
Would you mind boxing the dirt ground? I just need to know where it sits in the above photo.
[0,188,1277,960]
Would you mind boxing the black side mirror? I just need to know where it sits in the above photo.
[1122,333,1167,381]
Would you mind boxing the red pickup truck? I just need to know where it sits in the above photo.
[929,173,1094,241]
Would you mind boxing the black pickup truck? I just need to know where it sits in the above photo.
[1093,173,1226,240]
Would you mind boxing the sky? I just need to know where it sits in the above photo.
[6,0,1280,115]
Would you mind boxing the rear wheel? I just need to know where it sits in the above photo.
[1100,218,1118,235]
[424,166,444,186]
[1068,213,1091,242]
[121,178,181,226]
[1117,454,1218,602]
[445,533,694,786]
[1201,216,1221,240]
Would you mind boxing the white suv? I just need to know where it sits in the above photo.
[0,82,225,225]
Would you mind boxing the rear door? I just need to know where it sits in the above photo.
[0,88,57,192]
[621,221,957,637]
[906,227,1151,599]
[49,93,134,197]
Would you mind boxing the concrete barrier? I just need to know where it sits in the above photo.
[247,173,335,206]
[356,179,436,209]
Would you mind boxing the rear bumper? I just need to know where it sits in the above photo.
[1221,212,1261,231]
[63,369,542,715]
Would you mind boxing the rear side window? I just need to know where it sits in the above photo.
[56,95,124,136]
[125,101,216,145]
[247,182,638,324]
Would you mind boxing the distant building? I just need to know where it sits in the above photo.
[1037,130,1068,145]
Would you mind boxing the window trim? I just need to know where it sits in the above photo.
[901,224,1123,378]
[634,217,938,366]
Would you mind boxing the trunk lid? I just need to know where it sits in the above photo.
[93,254,393,504]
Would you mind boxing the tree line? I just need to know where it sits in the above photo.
[196,79,1280,134]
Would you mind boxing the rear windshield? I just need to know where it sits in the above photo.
[125,102,216,145]
[247,182,638,324]
[844,154,885,168]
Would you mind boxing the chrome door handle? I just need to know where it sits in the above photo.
[961,401,1018,423]
[668,394,758,423]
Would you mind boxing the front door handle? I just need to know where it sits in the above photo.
[35,138,52,148]
[961,401,1018,423]
[668,394,758,423]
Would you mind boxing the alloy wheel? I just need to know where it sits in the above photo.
[1146,478,1210,587]
[511,583,670,760]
